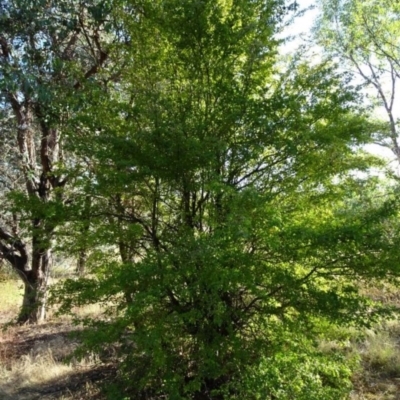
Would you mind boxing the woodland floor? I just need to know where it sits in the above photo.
[1,278,400,399]
[0,278,116,400]
[0,320,115,400]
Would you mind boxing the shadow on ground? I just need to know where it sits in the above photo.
[1,319,117,400]
[1,365,116,400]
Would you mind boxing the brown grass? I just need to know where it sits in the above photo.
[0,318,110,400]
[0,278,114,400]
[0,279,24,322]
[349,320,400,400]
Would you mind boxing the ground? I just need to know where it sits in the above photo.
[0,277,115,400]
[1,276,400,399]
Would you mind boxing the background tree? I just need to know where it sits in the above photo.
[0,0,125,323]
[316,0,400,168]
[52,0,400,398]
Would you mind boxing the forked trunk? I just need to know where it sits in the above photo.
[17,250,51,324]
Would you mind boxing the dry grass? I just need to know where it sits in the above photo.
[1,345,73,390]
[349,320,400,399]
[0,319,107,400]
[362,329,400,376]
[348,282,400,399]
[0,277,113,399]
[0,279,24,321]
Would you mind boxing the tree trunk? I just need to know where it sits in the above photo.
[17,250,51,324]
[76,249,87,277]
[75,195,91,277]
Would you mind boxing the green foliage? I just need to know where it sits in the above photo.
[242,336,356,400]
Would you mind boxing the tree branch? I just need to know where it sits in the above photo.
[0,226,28,272]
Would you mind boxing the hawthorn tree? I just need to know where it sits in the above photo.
[52,0,400,398]
[0,0,127,323]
